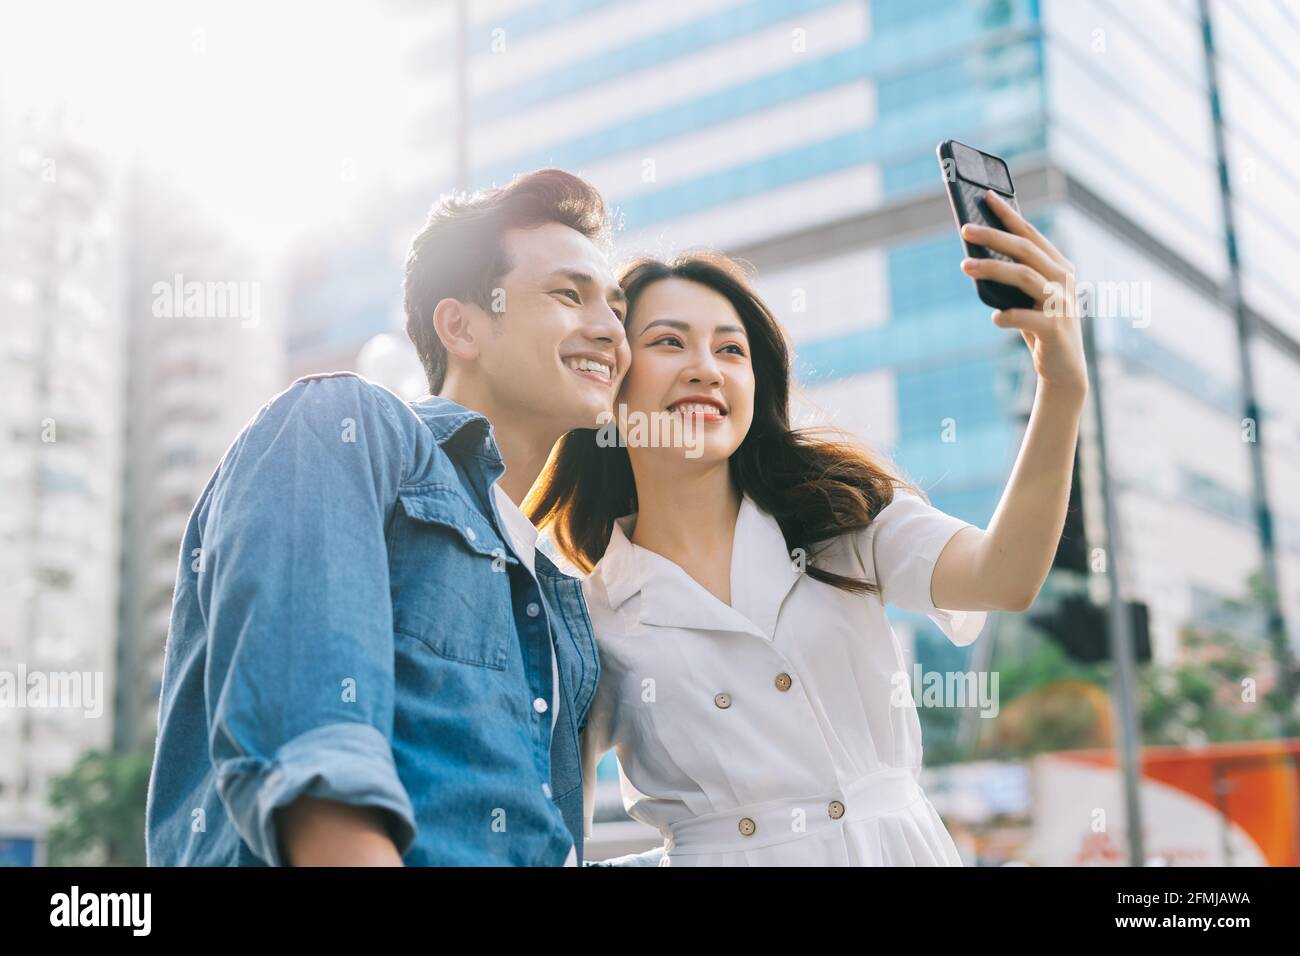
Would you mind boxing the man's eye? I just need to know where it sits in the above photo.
[553,289,581,303]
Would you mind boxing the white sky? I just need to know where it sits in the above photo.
[1,0,426,256]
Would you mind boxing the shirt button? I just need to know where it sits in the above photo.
[464,526,477,542]
[775,672,792,692]
[542,783,552,799]
[828,800,845,819]
[526,602,541,618]
[533,697,548,714]
[738,817,756,837]
[714,692,731,709]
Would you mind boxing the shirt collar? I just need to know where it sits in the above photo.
[491,483,538,577]
[596,492,802,640]
[407,394,502,464]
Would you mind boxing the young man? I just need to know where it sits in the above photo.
[146,169,630,865]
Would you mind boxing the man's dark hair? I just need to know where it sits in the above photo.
[403,168,612,393]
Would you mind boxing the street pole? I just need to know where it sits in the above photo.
[1197,0,1296,706]
[1079,288,1147,867]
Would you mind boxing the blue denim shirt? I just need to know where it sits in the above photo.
[145,372,601,866]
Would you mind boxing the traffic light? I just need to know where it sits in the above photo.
[1052,444,1089,574]
[1028,594,1151,664]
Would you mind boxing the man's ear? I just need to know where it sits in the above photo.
[431,297,481,363]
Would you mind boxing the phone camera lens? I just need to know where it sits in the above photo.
[984,156,1013,193]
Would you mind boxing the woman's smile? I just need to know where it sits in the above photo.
[666,396,729,424]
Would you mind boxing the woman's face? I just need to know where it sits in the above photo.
[618,277,755,467]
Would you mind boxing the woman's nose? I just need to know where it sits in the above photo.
[685,352,723,385]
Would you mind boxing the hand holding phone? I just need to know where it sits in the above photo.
[937,139,1035,310]
[935,140,1090,399]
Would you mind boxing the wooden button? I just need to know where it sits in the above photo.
[775,672,792,691]
[714,692,731,709]
[739,817,757,836]
[828,800,845,819]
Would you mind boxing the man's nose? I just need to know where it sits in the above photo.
[586,301,627,346]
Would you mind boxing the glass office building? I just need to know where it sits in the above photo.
[457,0,1298,664]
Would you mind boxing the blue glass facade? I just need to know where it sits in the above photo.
[463,0,1057,661]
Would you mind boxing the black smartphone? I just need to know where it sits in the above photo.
[937,139,1034,310]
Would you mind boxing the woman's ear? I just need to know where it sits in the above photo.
[432,297,481,363]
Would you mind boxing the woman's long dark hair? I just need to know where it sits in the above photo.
[525,250,921,594]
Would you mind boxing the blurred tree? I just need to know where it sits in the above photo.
[1139,589,1294,745]
[942,568,1296,762]
[46,747,152,866]
[1231,570,1300,735]
[981,679,1111,759]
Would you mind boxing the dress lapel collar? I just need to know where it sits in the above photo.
[729,493,802,639]
[596,494,801,640]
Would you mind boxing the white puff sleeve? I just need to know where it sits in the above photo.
[860,490,987,646]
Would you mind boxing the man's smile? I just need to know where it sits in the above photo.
[563,353,615,384]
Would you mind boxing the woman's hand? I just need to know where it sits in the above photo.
[959,190,1089,402]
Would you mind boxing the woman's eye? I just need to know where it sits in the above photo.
[720,344,746,356]
[651,336,683,348]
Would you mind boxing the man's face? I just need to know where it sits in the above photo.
[472,222,630,434]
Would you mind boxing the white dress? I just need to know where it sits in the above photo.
[579,489,987,866]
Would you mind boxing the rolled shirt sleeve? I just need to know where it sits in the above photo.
[215,723,416,866]
[197,375,417,865]
[863,489,987,647]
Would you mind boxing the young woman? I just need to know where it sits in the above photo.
[528,191,1088,866]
